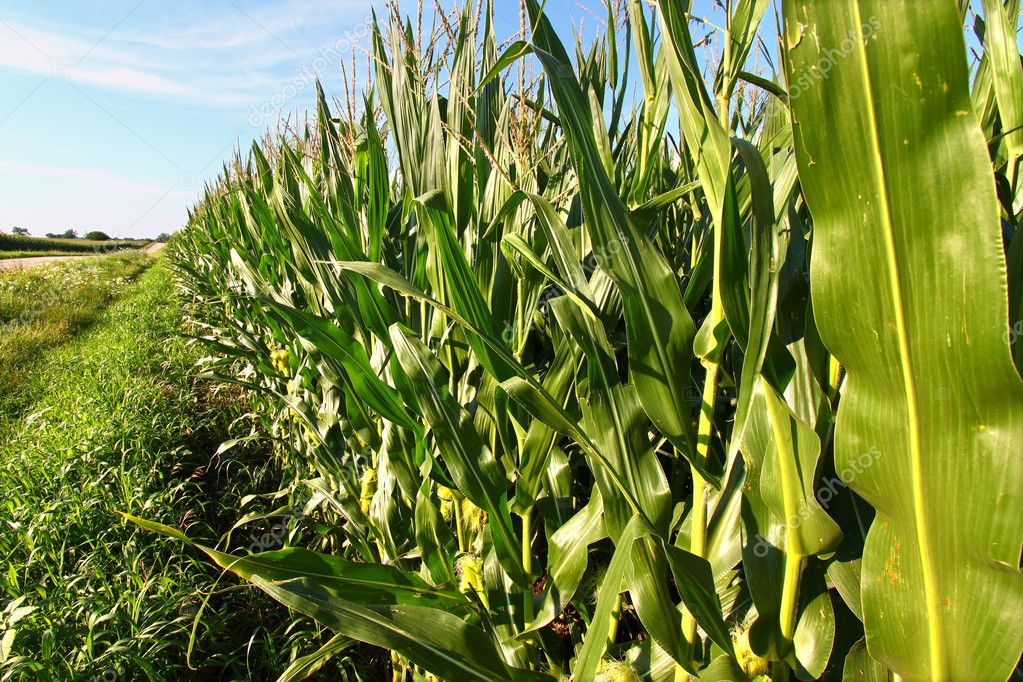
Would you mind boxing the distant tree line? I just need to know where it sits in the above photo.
[41,229,113,241]
[3,227,172,242]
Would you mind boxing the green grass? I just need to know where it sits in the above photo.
[0,261,348,680]
[0,251,97,260]
[0,253,151,417]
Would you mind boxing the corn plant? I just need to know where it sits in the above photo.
[142,0,1023,679]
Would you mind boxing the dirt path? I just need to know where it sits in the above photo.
[0,242,166,272]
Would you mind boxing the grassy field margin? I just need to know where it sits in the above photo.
[0,261,336,680]
[0,253,150,416]
[0,252,96,260]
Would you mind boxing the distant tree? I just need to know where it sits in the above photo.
[84,230,111,241]
[45,233,60,239]
[156,232,172,243]
[61,229,78,239]
[11,227,29,236]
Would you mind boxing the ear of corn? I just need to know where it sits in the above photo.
[152,1,1023,679]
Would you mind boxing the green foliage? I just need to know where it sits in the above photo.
[0,250,97,259]
[45,229,78,239]
[84,230,111,241]
[0,232,147,255]
[0,263,349,679]
[784,2,1023,678]
[158,1,1023,680]
[0,253,149,413]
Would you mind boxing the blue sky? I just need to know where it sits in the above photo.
[0,1,1011,239]
[0,0,739,238]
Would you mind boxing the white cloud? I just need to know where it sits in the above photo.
[0,21,252,104]
[0,0,398,237]
[0,0,379,109]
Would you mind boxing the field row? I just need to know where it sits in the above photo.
[0,233,151,257]
[159,1,1023,680]
[0,259,347,678]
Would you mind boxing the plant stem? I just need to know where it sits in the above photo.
[779,552,803,641]
[522,506,534,623]
[608,593,623,648]
[762,376,806,650]
[391,651,402,682]
[717,0,732,130]
[680,356,720,676]
[521,507,536,668]
[681,468,709,644]
[454,493,466,553]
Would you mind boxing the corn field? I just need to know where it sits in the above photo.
[147,0,1023,679]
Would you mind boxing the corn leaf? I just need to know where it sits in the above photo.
[783,1,1023,677]
[526,0,705,477]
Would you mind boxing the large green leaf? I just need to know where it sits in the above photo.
[551,296,672,538]
[737,381,841,663]
[729,139,792,456]
[253,577,536,682]
[336,260,652,525]
[842,638,890,682]
[758,382,842,558]
[783,1,1023,678]
[525,0,705,478]
[125,515,542,680]
[655,0,751,348]
[261,299,416,430]
[389,325,527,586]
[662,542,735,657]
[524,491,606,633]
[121,514,467,610]
[572,515,653,680]
[275,634,355,682]
[981,0,1023,208]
